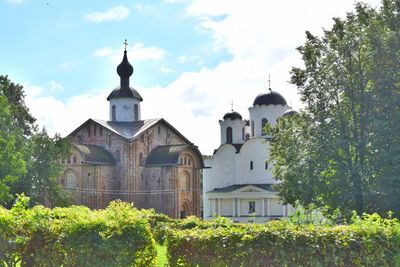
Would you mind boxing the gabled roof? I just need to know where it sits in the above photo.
[74,144,115,165]
[68,118,193,144]
[207,184,275,193]
[145,144,204,168]
[213,143,243,155]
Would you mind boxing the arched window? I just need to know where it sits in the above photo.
[242,127,245,140]
[179,171,191,191]
[134,104,138,121]
[250,161,253,170]
[139,152,143,166]
[65,171,77,189]
[251,120,254,137]
[112,105,116,121]
[262,118,268,135]
[226,127,232,143]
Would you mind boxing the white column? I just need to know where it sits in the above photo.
[218,199,222,215]
[214,199,218,215]
[262,198,266,217]
[267,199,271,217]
[282,205,286,217]
[232,199,236,217]
[237,199,241,217]
[209,199,212,217]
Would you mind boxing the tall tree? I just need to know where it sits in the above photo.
[0,75,36,136]
[14,130,71,206]
[0,76,71,207]
[0,96,26,205]
[269,0,400,218]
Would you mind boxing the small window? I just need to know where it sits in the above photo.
[112,105,116,121]
[73,156,77,164]
[67,157,71,164]
[250,161,253,170]
[251,120,254,137]
[134,104,139,121]
[158,126,161,134]
[249,201,256,213]
[116,149,120,161]
[265,161,268,170]
[188,159,191,166]
[245,133,250,141]
[139,152,143,166]
[184,157,187,165]
[262,118,268,135]
[226,127,233,143]
[99,127,103,136]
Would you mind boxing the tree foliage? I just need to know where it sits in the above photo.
[269,0,400,218]
[0,75,71,207]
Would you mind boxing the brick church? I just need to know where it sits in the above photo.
[60,46,203,218]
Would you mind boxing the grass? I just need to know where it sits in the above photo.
[156,244,168,267]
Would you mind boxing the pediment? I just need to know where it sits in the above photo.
[233,185,268,193]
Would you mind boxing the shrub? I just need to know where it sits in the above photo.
[167,216,400,266]
[0,197,157,266]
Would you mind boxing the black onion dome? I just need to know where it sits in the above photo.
[223,111,242,120]
[117,51,134,77]
[282,109,298,117]
[253,90,287,106]
[107,50,143,101]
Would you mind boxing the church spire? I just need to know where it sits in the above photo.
[117,39,134,90]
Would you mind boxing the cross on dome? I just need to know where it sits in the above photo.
[124,39,128,51]
[268,74,272,91]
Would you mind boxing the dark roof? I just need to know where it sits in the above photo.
[282,109,299,117]
[253,90,287,106]
[106,86,143,101]
[207,184,275,193]
[68,118,192,144]
[145,144,204,168]
[74,144,115,165]
[223,111,242,120]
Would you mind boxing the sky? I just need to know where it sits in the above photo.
[0,0,382,155]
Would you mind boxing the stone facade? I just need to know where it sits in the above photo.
[61,49,203,218]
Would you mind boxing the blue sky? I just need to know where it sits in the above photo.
[0,0,381,154]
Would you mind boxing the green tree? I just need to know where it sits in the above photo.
[0,96,26,205]
[0,76,71,207]
[270,0,400,218]
[14,130,71,207]
[0,75,36,136]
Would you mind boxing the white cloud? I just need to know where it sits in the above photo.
[84,5,129,23]
[24,83,109,137]
[8,0,23,4]
[27,0,383,155]
[94,42,166,63]
[49,81,63,92]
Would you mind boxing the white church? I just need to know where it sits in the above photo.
[203,88,297,223]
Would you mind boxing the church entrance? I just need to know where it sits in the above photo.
[180,200,191,219]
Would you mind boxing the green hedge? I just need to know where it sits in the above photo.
[0,196,156,266]
[166,215,400,266]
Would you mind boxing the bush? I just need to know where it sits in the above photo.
[166,216,400,266]
[0,196,156,266]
